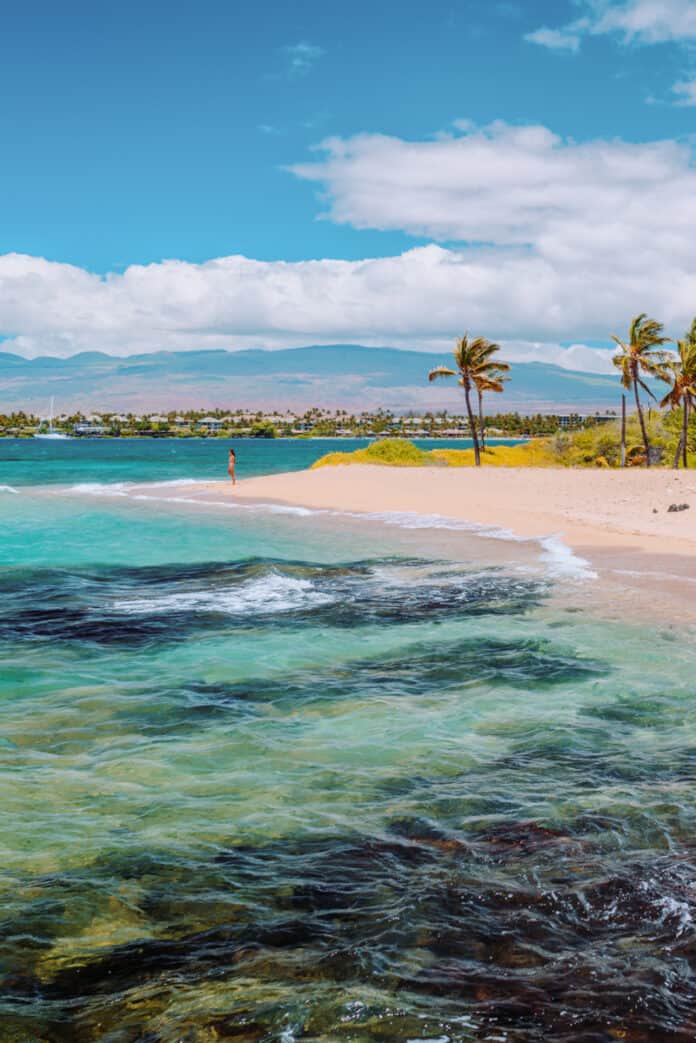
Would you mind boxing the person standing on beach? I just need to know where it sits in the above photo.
[228,447,236,485]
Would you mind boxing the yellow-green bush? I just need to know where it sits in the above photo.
[550,416,672,467]
[430,441,556,468]
[311,438,429,468]
[311,417,690,471]
[312,437,554,469]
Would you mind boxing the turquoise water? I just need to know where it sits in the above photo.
[2,443,696,1041]
[0,436,522,487]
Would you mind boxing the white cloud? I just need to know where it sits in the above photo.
[527,0,696,54]
[672,77,696,103]
[2,120,695,366]
[291,122,696,272]
[523,26,583,51]
[591,0,696,43]
[283,41,324,77]
[501,341,616,374]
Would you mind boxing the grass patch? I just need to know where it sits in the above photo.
[312,437,555,469]
[431,441,556,467]
[312,417,695,471]
[311,438,430,468]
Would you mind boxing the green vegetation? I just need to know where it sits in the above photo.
[311,438,430,468]
[313,438,554,469]
[313,412,696,470]
[611,313,673,467]
[660,319,696,469]
[428,335,510,465]
[250,422,277,438]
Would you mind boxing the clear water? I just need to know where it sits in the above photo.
[2,443,696,1042]
[0,436,522,488]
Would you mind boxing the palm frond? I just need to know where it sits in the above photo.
[637,376,656,401]
[428,366,457,382]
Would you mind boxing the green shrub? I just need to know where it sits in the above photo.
[313,438,429,468]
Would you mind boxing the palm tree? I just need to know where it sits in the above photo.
[660,319,696,469]
[471,341,510,450]
[611,314,672,467]
[429,335,499,465]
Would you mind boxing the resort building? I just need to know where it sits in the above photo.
[557,413,616,429]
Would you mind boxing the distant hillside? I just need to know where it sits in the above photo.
[0,345,626,413]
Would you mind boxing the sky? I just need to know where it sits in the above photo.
[1,0,695,372]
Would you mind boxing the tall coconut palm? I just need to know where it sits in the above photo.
[660,319,696,469]
[429,335,501,465]
[471,341,510,450]
[611,314,672,467]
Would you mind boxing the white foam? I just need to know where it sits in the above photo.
[133,477,213,488]
[128,492,315,516]
[613,568,696,585]
[539,534,597,582]
[111,572,335,616]
[69,482,130,496]
[68,478,210,496]
[656,894,692,937]
[0,484,19,494]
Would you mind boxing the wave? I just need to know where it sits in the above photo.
[539,534,597,581]
[0,484,19,494]
[68,482,130,496]
[111,571,336,616]
[0,558,546,645]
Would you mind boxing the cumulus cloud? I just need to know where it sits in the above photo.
[283,41,324,77]
[672,77,696,103]
[590,0,696,43]
[523,26,583,51]
[2,119,696,366]
[526,0,696,68]
[291,121,696,276]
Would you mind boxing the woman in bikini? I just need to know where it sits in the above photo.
[228,447,236,485]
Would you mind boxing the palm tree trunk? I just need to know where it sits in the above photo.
[633,377,651,467]
[464,384,481,466]
[477,387,486,452]
[620,394,626,468]
[673,407,684,469]
[683,397,690,469]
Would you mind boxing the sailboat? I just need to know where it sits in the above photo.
[35,397,70,439]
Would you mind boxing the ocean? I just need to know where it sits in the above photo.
[2,438,696,1042]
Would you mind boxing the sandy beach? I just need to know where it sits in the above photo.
[205,465,696,555]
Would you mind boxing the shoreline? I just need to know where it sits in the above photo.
[191,465,696,615]
[45,463,696,618]
[202,464,696,559]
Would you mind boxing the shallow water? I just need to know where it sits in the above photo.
[2,445,696,1041]
[0,435,523,487]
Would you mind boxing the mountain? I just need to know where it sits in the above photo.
[0,345,625,413]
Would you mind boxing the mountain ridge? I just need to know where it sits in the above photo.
[0,345,626,413]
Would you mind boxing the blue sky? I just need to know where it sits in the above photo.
[0,0,695,365]
[1,0,691,270]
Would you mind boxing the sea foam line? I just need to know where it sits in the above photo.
[65,479,596,582]
[0,484,19,494]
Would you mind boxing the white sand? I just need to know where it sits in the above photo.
[205,465,696,562]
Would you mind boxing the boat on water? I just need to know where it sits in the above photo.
[35,398,70,439]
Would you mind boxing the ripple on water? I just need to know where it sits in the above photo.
[3,538,696,1041]
[0,557,546,646]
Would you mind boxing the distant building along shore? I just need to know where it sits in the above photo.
[0,406,619,439]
